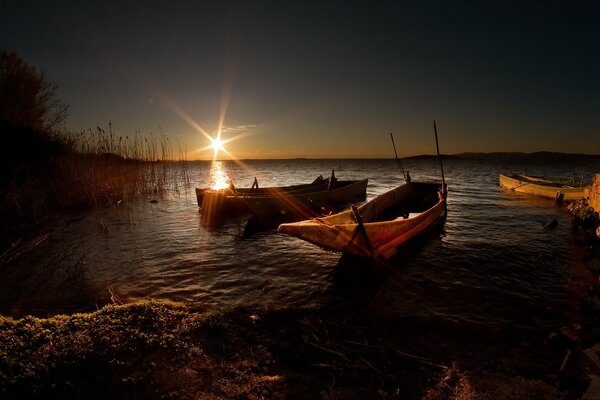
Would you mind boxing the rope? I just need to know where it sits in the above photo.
[500,181,530,191]
[312,217,331,226]
[508,183,530,191]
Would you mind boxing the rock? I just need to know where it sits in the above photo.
[582,344,600,375]
[561,325,580,343]
[570,199,600,229]
[589,258,600,274]
[570,199,589,215]
[586,296,600,312]
[583,374,600,400]
[576,230,598,244]
[567,199,583,213]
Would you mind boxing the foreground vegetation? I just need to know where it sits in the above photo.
[0,299,585,399]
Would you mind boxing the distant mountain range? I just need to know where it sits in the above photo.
[403,152,600,163]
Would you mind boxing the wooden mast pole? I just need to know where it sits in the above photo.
[390,132,407,181]
[434,120,447,213]
[433,120,445,189]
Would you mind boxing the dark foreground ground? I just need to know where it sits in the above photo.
[1,297,594,400]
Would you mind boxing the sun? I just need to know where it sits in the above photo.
[209,136,228,160]
[211,137,225,152]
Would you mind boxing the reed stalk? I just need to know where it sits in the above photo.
[1,123,191,233]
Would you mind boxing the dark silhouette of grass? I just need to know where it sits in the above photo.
[0,121,68,231]
[0,121,190,245]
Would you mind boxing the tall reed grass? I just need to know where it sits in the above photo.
[62,124,191,206]
[1,123,191,234]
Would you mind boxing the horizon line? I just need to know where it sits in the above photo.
[184,150,600,162]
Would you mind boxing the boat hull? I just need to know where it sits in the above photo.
[195,179,330,208]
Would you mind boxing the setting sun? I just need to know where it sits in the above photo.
[209,136,227,160]
[211,138,224,152]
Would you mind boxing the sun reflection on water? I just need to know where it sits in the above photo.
[209,161,231,190]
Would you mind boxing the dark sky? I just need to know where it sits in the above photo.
[1,0,599,158]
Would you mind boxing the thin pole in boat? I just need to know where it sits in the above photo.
[434,120,447,213]
[433,121,446,189]
[389,132,407,181]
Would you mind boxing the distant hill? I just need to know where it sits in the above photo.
[403,152,600,163]
[402,154,463,160]
[456,152,600,163]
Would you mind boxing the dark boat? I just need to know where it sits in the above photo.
[198,177,368,221]
[244,178,368,220]
[195,175,329,208]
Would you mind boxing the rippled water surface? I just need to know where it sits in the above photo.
[1,159,596,334]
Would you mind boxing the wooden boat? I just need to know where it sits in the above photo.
[195,175,329,207]
[198,176,367,222]
[499,174,588,202]
[278,181,446,259]
[244,179,368,220]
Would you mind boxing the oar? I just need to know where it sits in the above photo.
[389,132,407,181]
[351,205,375,259]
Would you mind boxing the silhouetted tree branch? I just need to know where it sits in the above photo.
[0,48,68,135]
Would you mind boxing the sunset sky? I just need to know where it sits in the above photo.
[1,1,598,159]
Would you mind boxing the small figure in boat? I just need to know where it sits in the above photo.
[328,170,337,190]
[227,180,237,195]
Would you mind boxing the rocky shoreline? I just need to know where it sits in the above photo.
[568,191,600,399]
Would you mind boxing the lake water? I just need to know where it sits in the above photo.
[0,159,597,336]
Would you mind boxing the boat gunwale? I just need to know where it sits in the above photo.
[196,179,331,197]
[234,179,368,200]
